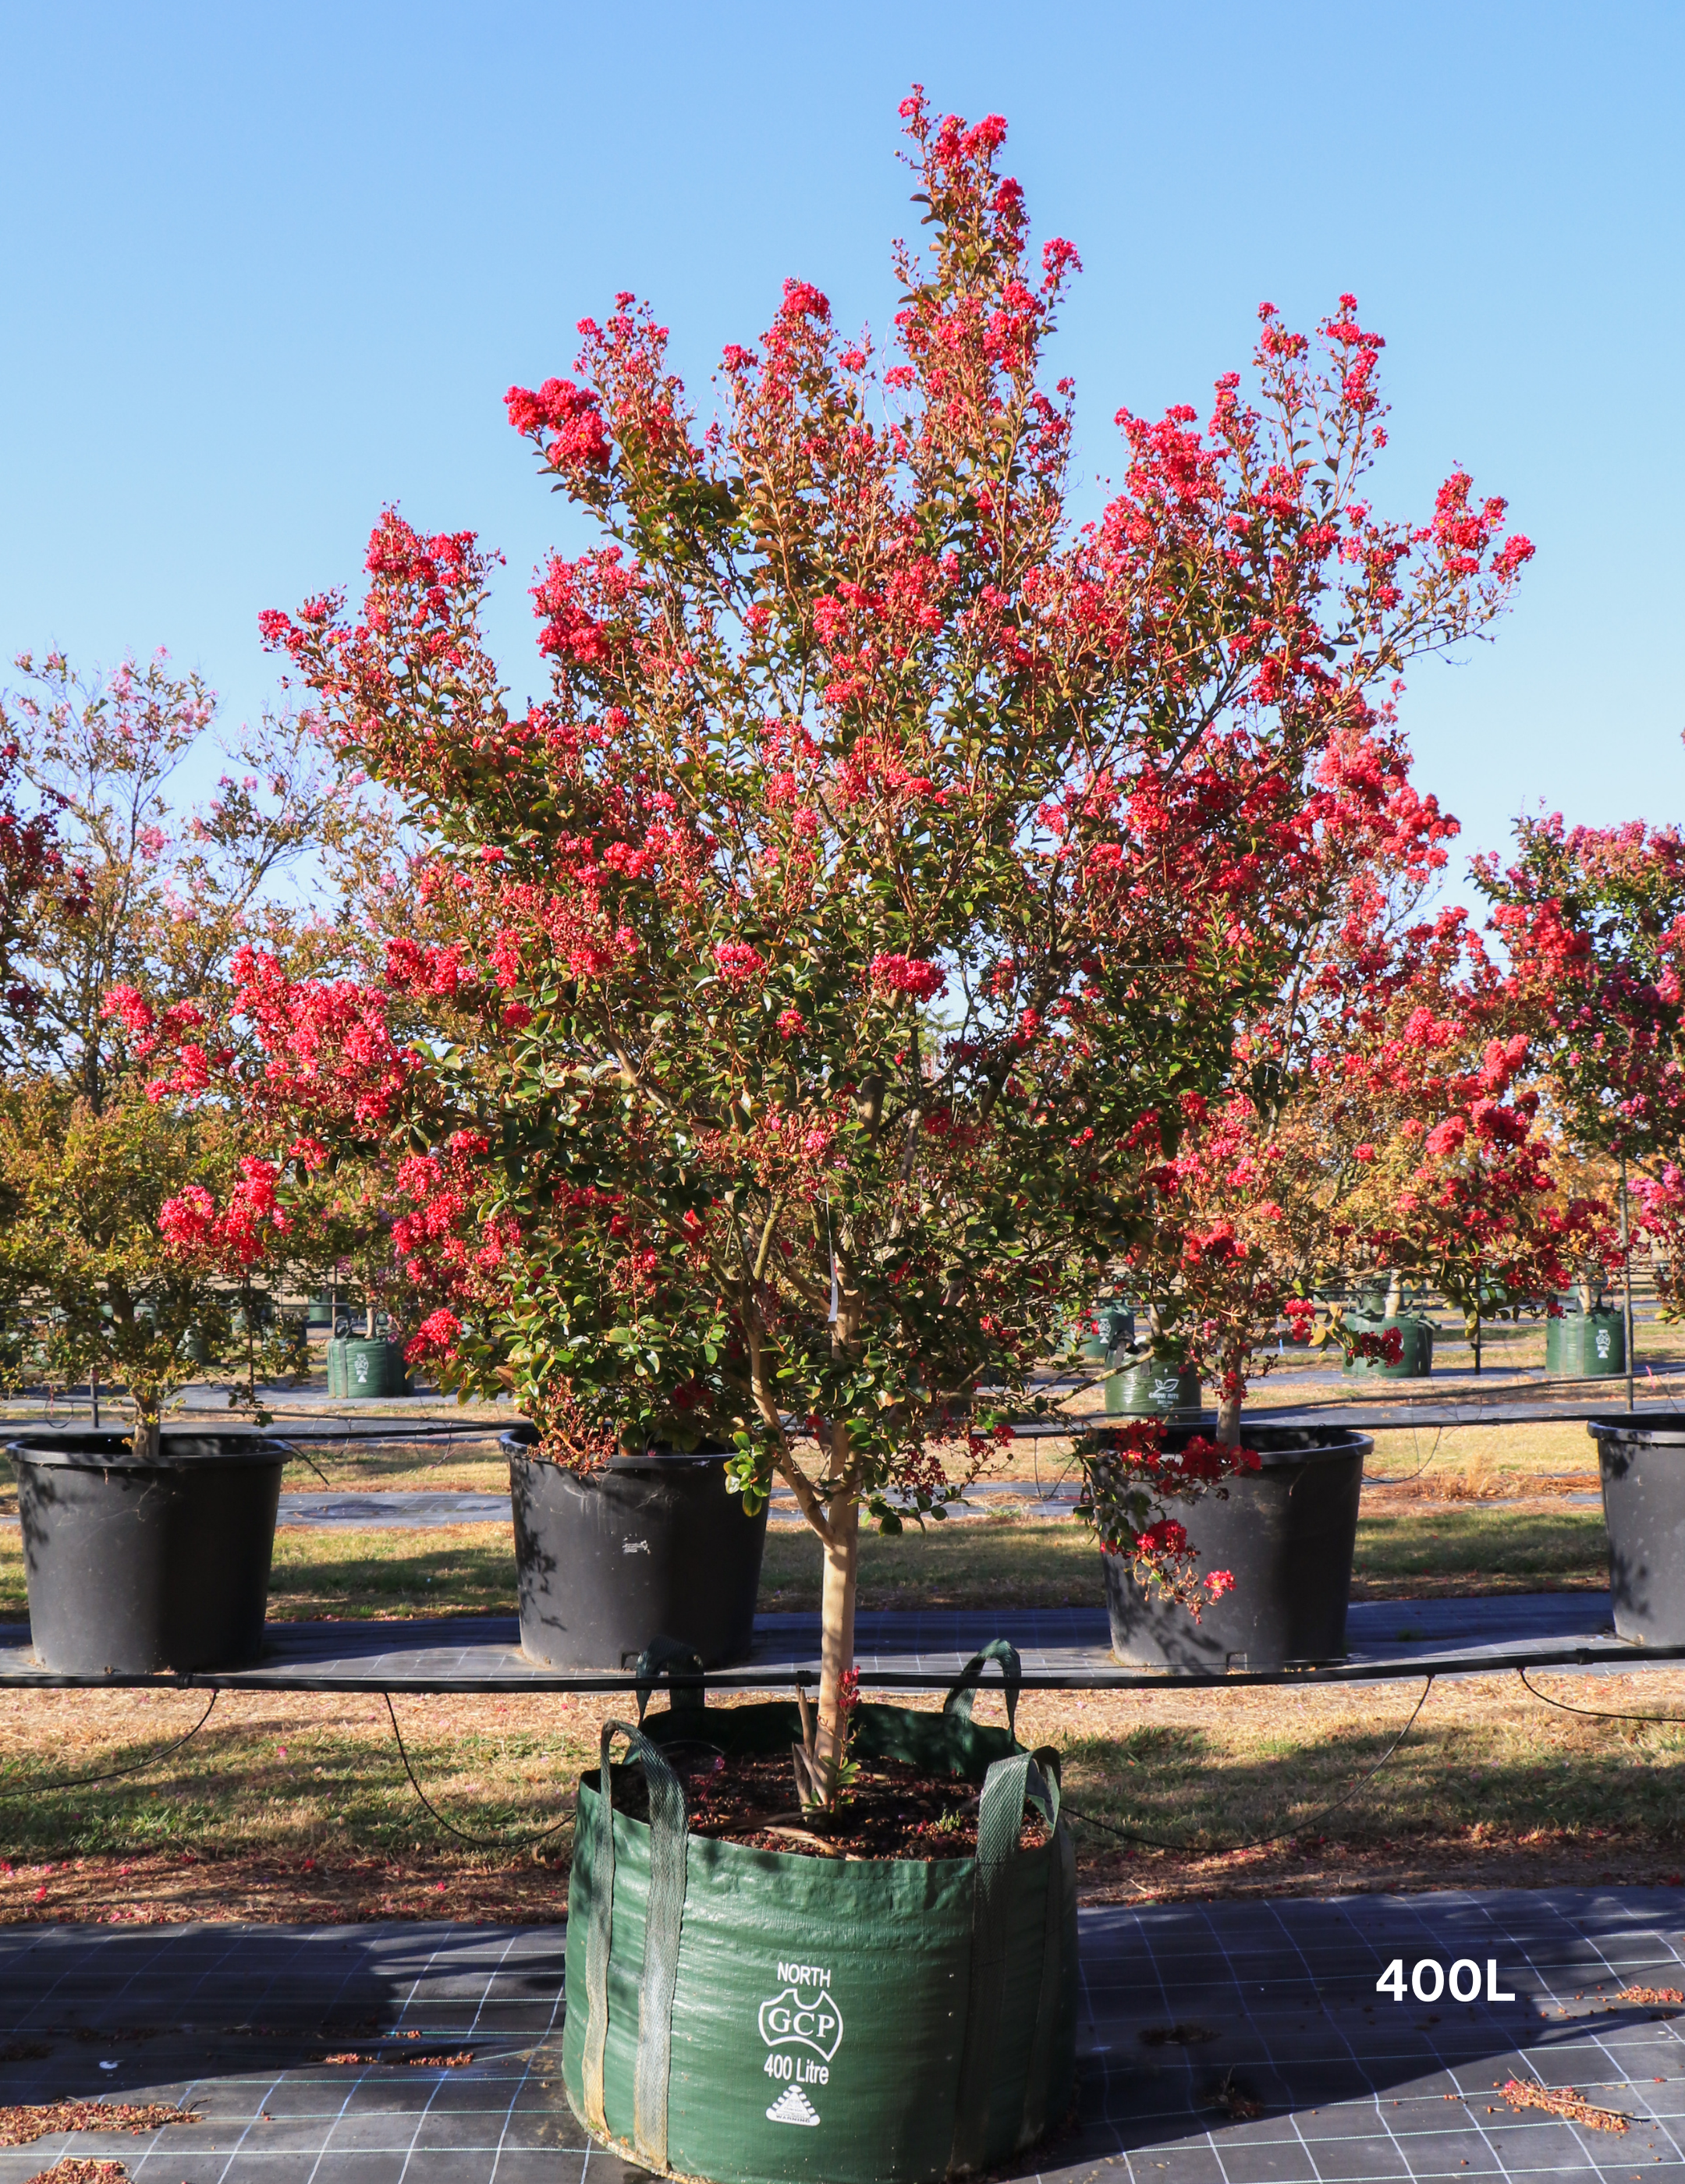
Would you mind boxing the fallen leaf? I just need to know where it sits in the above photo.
[1500,2078,1629,2133]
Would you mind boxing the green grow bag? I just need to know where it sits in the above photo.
[326,1337,409,1399]
[1342,1311,1434,1378]
[1104,1359,1200,1416]
[1074,1303,1135,1362]
[1547,1306,1626,1377]
[563,1643,1077,2184]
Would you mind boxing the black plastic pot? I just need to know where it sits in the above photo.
[501,1424,769,1670]
[1587,1413,1685,1643]
[1103,1422,1372,1670]
[6,1429,287,1673]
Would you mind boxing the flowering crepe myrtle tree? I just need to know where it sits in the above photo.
[1099,746,1462,1434]
[1478,813,1685,1314]
[0,649,387,1450]
[1105,866,1589,1439]
[246,94,1534,1796]
[1333,913,1608,1352]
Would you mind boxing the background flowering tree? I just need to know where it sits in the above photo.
[254,94,1533,1796]
[1333,911,1606,1360]
[0,650,389,1452]
[1479,810,1685,1316]
[1111,870,1591,1432]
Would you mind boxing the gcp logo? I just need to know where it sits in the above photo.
[757,1984,844,2062]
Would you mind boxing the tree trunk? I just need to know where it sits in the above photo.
[1384,1268,1403,1318]
[130,1399,161,1462]
[1216,1357,1243,1447]
[814,1487,859,1794]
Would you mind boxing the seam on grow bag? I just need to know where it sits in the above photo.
[582,1718,687,2158]
[1020,1749,1070,2150]
[950,1744,1070,2174]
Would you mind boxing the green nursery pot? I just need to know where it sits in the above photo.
[1073,1303,1135,1362]
[1341,1311,1435,1378]
[1547,1306,1626,1377]
[562,1643,1076,2184]
[326,1336,410,1399]
[1103,1358,1201,1416]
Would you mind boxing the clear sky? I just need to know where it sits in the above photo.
[2,0,1679,888]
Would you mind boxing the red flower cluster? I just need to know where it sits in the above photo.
[870,952,945,1001]
[158,1158,289,1271]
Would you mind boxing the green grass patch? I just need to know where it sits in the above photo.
[760,1514,1103,1611]
[1352,1503,1605,1594]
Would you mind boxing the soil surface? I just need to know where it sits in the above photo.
[601,1746,1047,1861]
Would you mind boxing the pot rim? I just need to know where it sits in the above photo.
[577,1767,1046,1873]
[1109,1422,1374,1466]
[1587,1413,1685,1446]
[6,1430,289,1470]
[501,1427,733,1467]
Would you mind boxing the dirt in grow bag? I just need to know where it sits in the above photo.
[603,1746,1048,1860]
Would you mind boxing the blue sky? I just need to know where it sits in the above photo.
[1,0,1679,887]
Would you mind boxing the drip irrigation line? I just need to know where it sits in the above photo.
[275,1442,335,1489]
[1516,1666,1685,1726]
[0,1689,219,1796]
[1364,1420,1443,1489]
[381,1693,573,1851]
[1061,1673,1435,1855]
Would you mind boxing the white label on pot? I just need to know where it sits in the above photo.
[759,1970,843,2062]
[765,2083,821,2126]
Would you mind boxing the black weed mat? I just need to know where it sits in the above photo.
[3,1891,1685,2179]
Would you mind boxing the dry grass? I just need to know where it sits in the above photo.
[1019,1670,1685,1905]
[0,1526,523,1623]
[0,1669,1682,1922]
[763,1501,1609,1608]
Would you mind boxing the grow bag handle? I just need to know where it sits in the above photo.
[942,1637,1022,1741]
[632,1637,707,1727]
[951,1743,1073,2172]
[583,1720,688,2172]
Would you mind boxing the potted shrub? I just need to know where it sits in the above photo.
[242,92,1535,2179]
[0,650,350,1671]
[1105,867,1580,1662]
[1337,1270,1435,1377]
[1481,814,1685,1629]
